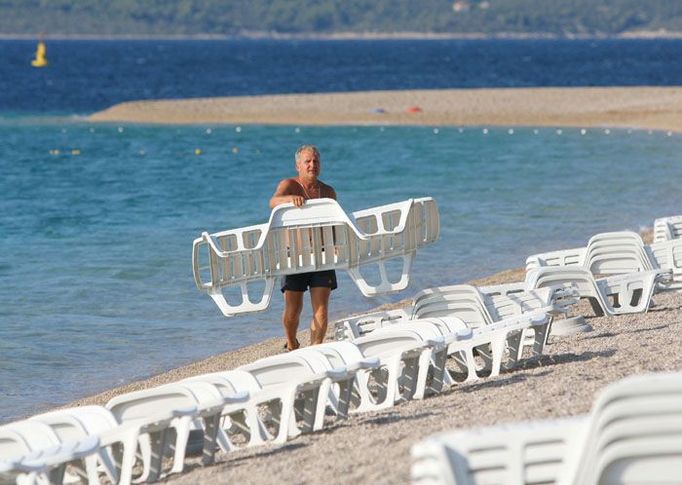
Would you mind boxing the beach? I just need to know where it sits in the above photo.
[90,86,682,133]
[82,87,682,483]
[61,259,682,484]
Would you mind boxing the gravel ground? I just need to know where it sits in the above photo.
[158,289,682,484]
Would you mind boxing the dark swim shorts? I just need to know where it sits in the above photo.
[281,270,338,293]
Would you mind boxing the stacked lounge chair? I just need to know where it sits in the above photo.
[654,214,682,242]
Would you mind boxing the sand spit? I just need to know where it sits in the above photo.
[89,87,682,133]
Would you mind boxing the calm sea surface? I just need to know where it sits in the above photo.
[1,39,682,422]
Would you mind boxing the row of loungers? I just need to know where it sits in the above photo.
[3,216,680,484]
[408,216,682,485]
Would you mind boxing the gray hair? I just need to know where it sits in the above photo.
[295,144,321,163]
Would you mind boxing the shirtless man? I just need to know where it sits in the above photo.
[269,145,337,351]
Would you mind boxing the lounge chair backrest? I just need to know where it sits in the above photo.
[29,405,118,437]
[562,371,682,485]
[654,215,682,242]
[583,231,651,274]
[106,386,199,423]
[0,421,61,459]
[239,354,323,387]
[29,413,89,443]
[193,198,439,316]
[353,329,429,357]
[526,267,597,296]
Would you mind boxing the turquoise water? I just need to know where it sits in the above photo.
[1,120,681,422]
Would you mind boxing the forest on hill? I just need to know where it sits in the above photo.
[3,0,682,36]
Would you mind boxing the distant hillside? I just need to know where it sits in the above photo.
[4,0,682,37]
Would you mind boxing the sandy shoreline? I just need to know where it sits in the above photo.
[89,87,682,133]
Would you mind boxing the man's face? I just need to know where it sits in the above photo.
[296,149,321,179]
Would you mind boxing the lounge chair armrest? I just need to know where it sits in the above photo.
[224,390,250,404]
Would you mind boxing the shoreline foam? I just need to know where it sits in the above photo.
[89,87,682,133]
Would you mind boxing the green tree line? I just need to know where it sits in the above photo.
[2,0,682,36]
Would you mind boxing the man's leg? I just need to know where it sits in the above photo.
[309,287,331,345]
[283,290,304,350]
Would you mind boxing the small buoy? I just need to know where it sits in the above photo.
[232,147,239,154]
[379,126,385,132]
[580,129,587,135]
[433,128,439,134]
[235,126,242,133]
[604,129,611,135]
[31,40,48,68]
[508,128,514,135]
[533,129,539,135]
[117,127,124,133]
[556,129,563,135]
[294,127,300,133]
[667,131,673,137]
[71,149,81,155]
[194,148,202,155]
[406,106,422,113]
[138,150,146,156]
[49,149,60,155]
[206,128,212,135]
[482,128,488,134]
[458,128,463,133]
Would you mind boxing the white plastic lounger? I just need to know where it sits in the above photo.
[345,326,449,411]
[192,197,439,316]
[526,231,679,290]
[182,370,272,449]
[237,353,347,443]
[411,371,682,485]
[654,215,682,242]
[0,434,100,485]
[334,283,575,342]
[29,407,118,483]
[526,266,662,316]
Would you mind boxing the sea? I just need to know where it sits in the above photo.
[1,38,682,423]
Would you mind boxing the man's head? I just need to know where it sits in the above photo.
[295,144,321,181]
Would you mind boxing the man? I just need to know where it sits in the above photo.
[269,145,337,351]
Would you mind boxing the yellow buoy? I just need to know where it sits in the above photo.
[31,40,48,68]
[194,148,202,155]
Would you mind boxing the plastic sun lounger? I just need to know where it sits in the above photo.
[237,353,348,444]
[525,266,663,317]
[411,371,682,485]
[192,197,439,316]
[350,327,447,411]
[654,215,682,242]
[334,283,575,343]
[525,231,680,290]
[106,382,248,481]
[0,434,100,485]
[105,382,247,483]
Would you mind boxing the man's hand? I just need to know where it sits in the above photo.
[291,195,305,207]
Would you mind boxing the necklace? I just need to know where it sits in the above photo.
[297,179,320,200]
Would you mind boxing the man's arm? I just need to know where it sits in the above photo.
[269,179,305,208]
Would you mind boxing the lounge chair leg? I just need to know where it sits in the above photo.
[202,414,221,466]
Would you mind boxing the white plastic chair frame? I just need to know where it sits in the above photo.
[410,371,682,485]
[654,215,682,242]
[192,197,439,316]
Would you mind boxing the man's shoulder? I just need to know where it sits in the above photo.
[277,177,300,189]
[319,181,336,198]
